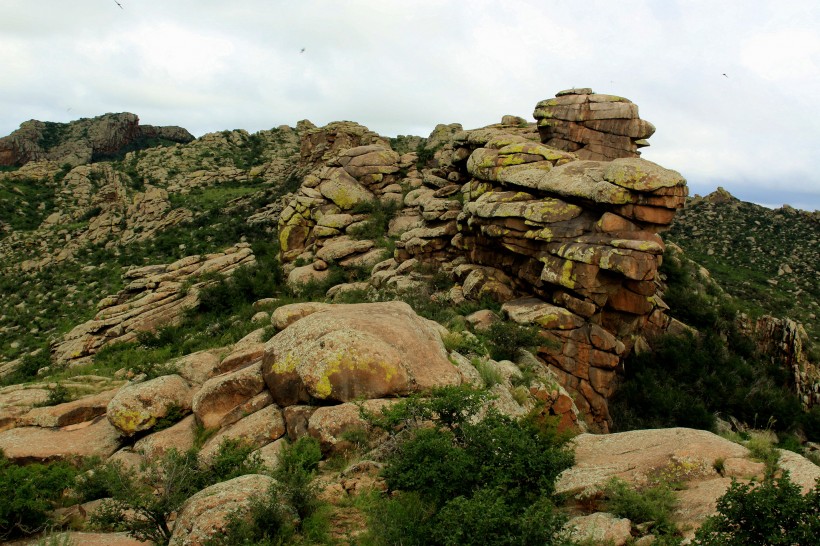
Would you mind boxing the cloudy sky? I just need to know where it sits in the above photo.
[2,1,820,210]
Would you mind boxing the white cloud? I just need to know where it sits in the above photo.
[1,0,819,209]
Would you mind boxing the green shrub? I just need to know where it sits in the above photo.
[89,449,202,544]
[604,478,678,536]
[481,321,543,361]
[203,437,327,546]
[0,453,77,539]
[367,385,490,434]
[367,387,575,545]
[431,488,571,546]
[364,491,435,546]
[34,383,71,407]
[207,438,264,483]
[693,474,820,545]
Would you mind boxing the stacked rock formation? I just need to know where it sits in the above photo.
[297,89,687,430]
[52,244,255,365]
[533,88,655,160]
[0,112,193,167]
[278,122,417,285]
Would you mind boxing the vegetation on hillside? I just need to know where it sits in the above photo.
[667,195,819,346]
[611,246,819,443]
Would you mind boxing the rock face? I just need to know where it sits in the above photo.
[52,243,255,365]
[277,125,407,268]
[262,301,461,405]
[752,316,820,408]
[0,113,194,168]
[533,88,655,160]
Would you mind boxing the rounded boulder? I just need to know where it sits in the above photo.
[262,301,461,406]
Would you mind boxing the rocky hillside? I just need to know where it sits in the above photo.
[0,90,817,545]
[667,188,819,350]
[0,113,193,168]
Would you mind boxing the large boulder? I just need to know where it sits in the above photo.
[198,405,286,462]
[262,301,462,406]
[19,387,119,428]
[192,362,266,429]
[106,375,194,436]
[555,428,751,495]
[170,474,276,546]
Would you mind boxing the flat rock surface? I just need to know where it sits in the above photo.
[555,428,749,495]
[0,416,122,463]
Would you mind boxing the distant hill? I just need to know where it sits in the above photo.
[666,187,820,348]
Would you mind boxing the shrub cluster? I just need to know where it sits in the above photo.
[0,452,77,539]
[611,249,812,439]
[363,386,576,546]
[693,474,820,544]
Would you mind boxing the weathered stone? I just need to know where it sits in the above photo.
[170,474,276,546]
[272,302,333,330]
[0,416,122,463]
[604,158,686,192]
[262,302,461,405]
[503,297,585,330]
[175,351,222,385]
[318,169,376,210]
[20,388,118,428]
[565,512,632,546]
[199,405,286,462]
[192,362,266,429]
[555,428,748,496]
[107,375,193,436]
[133,414,196,459]
[307,399,392,452]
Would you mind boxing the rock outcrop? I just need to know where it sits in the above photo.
[555,427,820,540]
[279,89,686,430]
[52,243,255,365]
[751,316,820,408]
[533,88,655,160]
[0,113,193,168]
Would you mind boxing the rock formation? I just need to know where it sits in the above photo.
[0,113,193,167]
[278,88,686,430]
[533,88,655,160]
[751,316,820,408]
[52,243,255,365]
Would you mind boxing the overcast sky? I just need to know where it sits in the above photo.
[2,1,820,210]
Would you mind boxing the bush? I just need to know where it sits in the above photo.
[693,474,820,545]
[202,437,327,546]
[604,478,678,536]
[208,438,265,483]
[0,453,77,539]
[90,449,202,544]
[364,387,575,545]
[481,321,543,361]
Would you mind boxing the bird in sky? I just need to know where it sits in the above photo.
[300,48,306,54]
[114,0,123,9]
[722,73,728,78]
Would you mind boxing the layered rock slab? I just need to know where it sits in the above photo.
[262,301,461,405]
